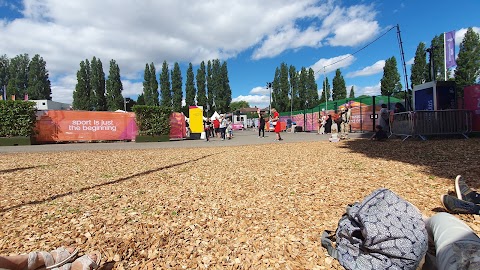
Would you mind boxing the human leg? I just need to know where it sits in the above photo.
[426,212,480,270]
[0,247,77,270]
[57,252,101,270]
[455,175,480,204]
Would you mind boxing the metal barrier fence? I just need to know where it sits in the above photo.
[391,110,472,140]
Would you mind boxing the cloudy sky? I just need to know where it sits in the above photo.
[0,0,479,108]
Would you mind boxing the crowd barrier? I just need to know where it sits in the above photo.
[391,110,472,141]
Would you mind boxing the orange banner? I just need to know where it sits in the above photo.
[35,110,138,142]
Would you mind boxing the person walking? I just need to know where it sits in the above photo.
[258,109,265,138]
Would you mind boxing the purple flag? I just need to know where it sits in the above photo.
[445,31,456,69]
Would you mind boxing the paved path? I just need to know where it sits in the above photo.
[0,130,370,153]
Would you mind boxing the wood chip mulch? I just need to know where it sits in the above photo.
[1,138,479,269]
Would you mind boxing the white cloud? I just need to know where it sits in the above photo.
[323,5,380,47]
[232,95,270,109]
[250,86,270,95]
[455,27,480,46]
[121,80,143,98]
[346,60,385,78]
[350,83,381,97]
[309,54,356,79]
[406,57,414,66]
[0,1,382,103]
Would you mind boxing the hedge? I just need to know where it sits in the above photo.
[132,105,172,136]
[0,100,37,137]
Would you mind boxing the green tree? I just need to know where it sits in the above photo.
[455,27,480,98]
[106,60,124,111]
[332,69,347,100]
[349,86,355,98]
[230,101,250,111]
[90,57,106,110]
[430,34,445,81]
[271,67,280,112]
[160,61,171,107]
[410,42,429,87]
[27,54,52,100]
[380,57,402,96]
[72,60,92,110]
[196,61,207,108]
[0,55,9,97]
[136,93,145,105]
[289,65,300,111]
[206,60,214,112]
[307,68,319,106]
[142,64,153,106]
[149,63,159,106]
[171,62,183,112]
[298,67,308,109]
[275,62,290,112]
[219,61,232,112]
[185,63,196,108]
[211,59,222,112]
[319,77,331,103]
[7,54,29,98]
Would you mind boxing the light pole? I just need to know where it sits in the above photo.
[267,82,272,114]
[323,66,327,112]
[123,97,130,112]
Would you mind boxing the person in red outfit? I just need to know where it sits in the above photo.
[271,108,283,141]
[213,118,220,138]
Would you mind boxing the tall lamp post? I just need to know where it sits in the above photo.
[123,97,130,112]
[267,82,272,114]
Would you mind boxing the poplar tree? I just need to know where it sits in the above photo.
[196,61,207,108]
[136,93,145,105]
[27,54,51,100]
[142,63,153,106]
[332,69,347,100]
[171,62,183,112]
[298,67,308,109]
[307,68,319,106]
[106,59,124,111]
[320,77,331,103]
[349,86,355,98]
[149,63,159,106]
[220,61,232,112]
[90,57,106,110]
[160,61,171,107]
[73,60,91,110]
[410,42,429,87]
[206,60,214,111]
[289,65,300,110]
[271,67,280,111]
[455,27,480,98]
[430,34,445,81]
[380,57,402,97]
[185,63,196,107]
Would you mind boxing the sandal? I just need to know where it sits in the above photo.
[27,247,78,270]
[55,251,101,270]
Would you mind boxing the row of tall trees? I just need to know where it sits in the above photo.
[0,54,51,100]
[72,57,124,111]
[140,59,232,114]
[271,63,319,112]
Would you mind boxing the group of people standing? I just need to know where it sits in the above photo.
[203,114,232,141]
[317,105,351,138]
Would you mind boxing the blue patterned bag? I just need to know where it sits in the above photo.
[322,188,428,270]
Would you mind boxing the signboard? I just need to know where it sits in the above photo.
[464,85,480,131]
[35,110,137,142]
[414,87,434,110]
[189,106,203,139]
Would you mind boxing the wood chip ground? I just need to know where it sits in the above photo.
[1,139,479,269]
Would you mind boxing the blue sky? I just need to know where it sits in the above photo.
[0,0,479,109]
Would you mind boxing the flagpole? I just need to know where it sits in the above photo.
[443,32,447,81]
